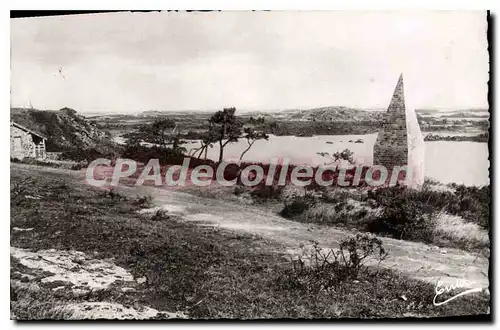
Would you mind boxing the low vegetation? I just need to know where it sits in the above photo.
[10,157,87,171]
[10,165,489,319]
[277,183,490,253]
[424,133,489,143]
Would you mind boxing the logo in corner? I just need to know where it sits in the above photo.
[433,278,483,306]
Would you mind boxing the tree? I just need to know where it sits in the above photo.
[268,121,279,134]
[239,117,269,161]
[169,134,187,154]
[208,107,243,162]
[131,118,186,155]
[189,133,214,160]
[149,118,176,149]
[317,148,355,165]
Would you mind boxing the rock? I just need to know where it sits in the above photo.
[73,288,89,297]
[136,276,147,284]
[11,247,133,290]
[12,227,34,232]
[121,287,136,293]
[24,195,41,200]
[52,286,66,291]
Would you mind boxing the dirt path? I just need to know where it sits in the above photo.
[14,164,490,290]
[117,183,489,290]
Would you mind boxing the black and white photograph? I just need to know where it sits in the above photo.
[9,10,491,320]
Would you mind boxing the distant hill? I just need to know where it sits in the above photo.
[441,112,490,118]
[10,107,114,152]
[280,106,490,122]
[140,110,217,117]
[278,106,384,122]
[416,108,489,114]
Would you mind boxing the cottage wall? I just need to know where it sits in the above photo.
[10,125,36,160]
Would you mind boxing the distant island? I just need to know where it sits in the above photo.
[424,133,489,143]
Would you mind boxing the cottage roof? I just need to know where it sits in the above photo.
[11,121,47,140]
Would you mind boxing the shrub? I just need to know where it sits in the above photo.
[250,184,284,202]
[279,194,317,218]
[151,209,170,222]
[338,233,388,278]
[366,184,490,237]
[121,143,185,166]
[304,200,377,228]
[447,185,490,229]
[134,195,153,207]
[367,187,435,242]
[278,234,388,293]
[98,189,126,201]
[373,201,433,241]
[233,186,246,196]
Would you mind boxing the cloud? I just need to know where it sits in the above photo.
[11,11,489,112]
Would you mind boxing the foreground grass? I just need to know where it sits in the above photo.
[11,164,490,319]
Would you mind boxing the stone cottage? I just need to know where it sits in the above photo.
[10,121,47,160]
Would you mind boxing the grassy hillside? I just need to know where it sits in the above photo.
[11,107,114,152]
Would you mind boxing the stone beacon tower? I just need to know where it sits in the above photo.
[373,74,425,187]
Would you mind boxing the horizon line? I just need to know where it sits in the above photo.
[10,105,490,115]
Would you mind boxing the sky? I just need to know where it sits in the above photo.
[10,11,489,113]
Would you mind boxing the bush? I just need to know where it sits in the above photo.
[133,195,153,207]
[151,209,170,222]
[278,234,388,293]
[304,200,375,228]
[279,194,317,218]
[250,184,284,202]
[447,185,490,229]
[98,189,126,201]
[366,184,490,236]
[366,187,435,241]
[233,186,246,196]
[369,200,434,242]
[121,143,185,166]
